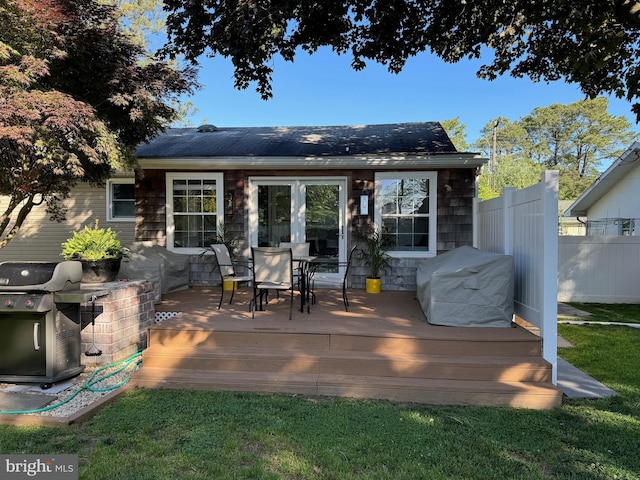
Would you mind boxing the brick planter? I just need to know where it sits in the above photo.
[79,280,156,365]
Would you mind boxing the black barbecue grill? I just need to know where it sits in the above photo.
[0,261,94,388]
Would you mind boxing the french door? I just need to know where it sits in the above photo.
[248,177,347,283]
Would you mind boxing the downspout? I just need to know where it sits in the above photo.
[472,165,484,248]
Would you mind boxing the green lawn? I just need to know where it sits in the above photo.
[1,324,639,479]
[562,302,640,324]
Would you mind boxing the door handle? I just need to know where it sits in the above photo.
[33,322,40,351]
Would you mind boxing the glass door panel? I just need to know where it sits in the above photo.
[250,178,346,282]
[257,185,291,246]
[305,184,340,274]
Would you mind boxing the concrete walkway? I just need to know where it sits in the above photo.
[557,358,617,398]
[556,303,618,399]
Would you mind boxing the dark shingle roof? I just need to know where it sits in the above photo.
[136,122,457,158]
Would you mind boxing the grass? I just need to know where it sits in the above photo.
[561,303,640,324]
[1,320,640,478]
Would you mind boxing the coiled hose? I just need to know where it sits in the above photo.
[0,351,142,415]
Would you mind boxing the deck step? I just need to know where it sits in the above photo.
[139,345,553,382]
[131,368,562,409]
[137,288,561,409]
[148,329,542,357]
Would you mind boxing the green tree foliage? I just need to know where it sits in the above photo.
[99,0,199,125]
[474,117,543,199]
[99,0,167,47]
[475,98,637,200]
[306,185,339,227]
[440,118,469,152]
[161,0,640,121]
[0,0,196,249]
[478,157,544,200]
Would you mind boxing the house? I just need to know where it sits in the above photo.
[1,123,566,407]
[134,122,487,290]
[0,122,486,290]
[558,200,586,236]
[559,142,640,302]
[564,142,640,236]
[0,174,136,262]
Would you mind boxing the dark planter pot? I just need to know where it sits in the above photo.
[81,258,122,283]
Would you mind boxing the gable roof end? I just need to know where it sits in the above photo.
[564,142,640,217]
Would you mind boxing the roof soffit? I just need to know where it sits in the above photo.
[137,153,487,170]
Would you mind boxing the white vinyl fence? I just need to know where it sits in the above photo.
[475,171,559,383]
[558,236,640,303]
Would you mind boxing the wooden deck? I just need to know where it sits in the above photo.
[132,287,563,409]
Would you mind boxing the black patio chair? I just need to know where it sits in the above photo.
[210,244,253,310]
[342,244,358,312]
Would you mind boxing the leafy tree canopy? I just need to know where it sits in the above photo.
[99,0,168,47]
[472,97,638,199]
[162,0,640,121]
[0,0,197,248]
[440,118,469,152]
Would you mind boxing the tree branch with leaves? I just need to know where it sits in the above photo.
[162,0,640,122]
[0,0,197,249]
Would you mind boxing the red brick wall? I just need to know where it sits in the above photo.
[80,280,156,365]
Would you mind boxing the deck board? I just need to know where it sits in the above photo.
[152,287,538,342]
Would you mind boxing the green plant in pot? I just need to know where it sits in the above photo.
[356,224,392,293]
[61,219,126,283]
[214,222,243,261]
[212,222,244,291]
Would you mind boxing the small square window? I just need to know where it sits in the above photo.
[107,179,135,221]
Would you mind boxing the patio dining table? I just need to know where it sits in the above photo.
[249,251,318,313]
[295,255,317,313]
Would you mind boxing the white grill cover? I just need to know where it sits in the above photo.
[416,246,514,327]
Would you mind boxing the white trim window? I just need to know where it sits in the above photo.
[375,172,437,257]
[106,178,135,221]
[166,172,224,253]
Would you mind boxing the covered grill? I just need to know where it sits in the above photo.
[0,261,96,388]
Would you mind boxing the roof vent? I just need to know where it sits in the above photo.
[197,124,218,132]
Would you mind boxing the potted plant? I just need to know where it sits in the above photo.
[356,224,392,293]
[213,222,244,291]
[61,219,126,283]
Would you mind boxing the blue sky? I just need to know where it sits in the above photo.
[182,47,639,146]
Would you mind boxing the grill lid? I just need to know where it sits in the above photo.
[0,261,82,292]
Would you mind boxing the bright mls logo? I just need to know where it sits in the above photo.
[1,455,78,479]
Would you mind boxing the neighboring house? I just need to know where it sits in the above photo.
[135,122,487,290]
[0,175,136,262]
[558,200,586,236]
[564,142,640,236]
[559,142,640,302]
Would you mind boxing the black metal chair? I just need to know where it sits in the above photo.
[342,244,358,311]
[210,244,253,310]
[279,242,310,291]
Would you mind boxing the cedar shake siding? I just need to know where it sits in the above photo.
[134,167,476,291]
[134,122,486,290]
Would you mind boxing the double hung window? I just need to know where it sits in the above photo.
[166,173,223,252]
[375,172,437,256]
